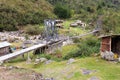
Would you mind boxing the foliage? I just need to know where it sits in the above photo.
[63,36,100,59]
[78,37,100,56]
[24,25,43,35]
[102,12,120,34]
[73,38,81,43]
[54,4,72,19]
[48,0,120,34]
[37,53,63,61]
[0,0,55,31]
[63,48,80,60]
[38,54,51,60]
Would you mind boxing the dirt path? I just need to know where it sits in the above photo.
[0,66,42,80]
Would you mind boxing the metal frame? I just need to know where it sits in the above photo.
[44,19,59,41]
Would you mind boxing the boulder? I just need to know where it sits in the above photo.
[76,20,82,25]
[40,58,47,62]
[70,23,78,27]
[45,60,53,64]
[89,76,99,80]
[35,58,47,64]
[35,58,41,64]
[0,61,3,66]
[118,57,120,62]
[101,51,114,60]
[67,58,75,64]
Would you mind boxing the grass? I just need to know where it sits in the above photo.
[4,19,119,80]
[5,57,120,80]
[61,44,79,57]
[59,20,88,36]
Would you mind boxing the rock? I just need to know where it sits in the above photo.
[24,40,33,44]
[89,76,99,80]
[7,66,19,70]
[40,58,47,62]
[45,60,53,64]
[21,44,27,49]
[45,78,55,80]
[0,61,3,66]
[101,51,114,60]
[67,58,75,64]
[67,72,74,79]
[70,23,78,27]
[35,58,40,62]
[33,73,43,80]
[35,58,41,64]
[35,58,47,64]
[76,20,82,25]
[118,57,120,62]
[81,69,96,75]
[63,39,73,46]
[8,66,13,69]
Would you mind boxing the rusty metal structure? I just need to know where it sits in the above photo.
[100,34,120,55]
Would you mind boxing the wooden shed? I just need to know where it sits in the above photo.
[0,41,12,56]
[100,35,120,55]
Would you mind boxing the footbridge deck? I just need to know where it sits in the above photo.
[0,43,47,62]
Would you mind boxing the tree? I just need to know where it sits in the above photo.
[54,4,71,19]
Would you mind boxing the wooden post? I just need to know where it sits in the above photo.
[26,53,31,64]
[110,37,112,52]
[40,48,41,54]
[22,54,25,59]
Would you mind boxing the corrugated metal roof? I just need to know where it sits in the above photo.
[0,41,11,48]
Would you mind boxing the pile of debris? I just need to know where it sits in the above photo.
[70,20,86,29]
[0,31,43,42]
[55,19,64,29]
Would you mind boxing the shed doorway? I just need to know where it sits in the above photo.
[111,36,120,55]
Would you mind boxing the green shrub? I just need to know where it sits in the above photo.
[77,36,100,56]
[73,38,81,43]
[54,4,72,19]
[63,36,100,59]
[38,54,51,60]
[0,0,55,31]
[38,53,62,61]
[63,48,81,60]
[24,25,43,35]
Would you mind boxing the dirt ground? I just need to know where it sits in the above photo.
[0,66,42,80]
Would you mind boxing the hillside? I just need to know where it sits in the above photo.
[0,0,120,33]
[48,0,120,34]
[0,0,55,31]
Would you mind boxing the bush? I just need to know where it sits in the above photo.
[38,53,63,61]
[73,38,81,43]
[63,48,81,60]
[54,4,72,19]
[0,1,55,31]
[63,36,100,59]
[24,25,43,35]
[77,36,100,56]
[39,54,51,60]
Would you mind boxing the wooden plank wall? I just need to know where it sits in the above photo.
[100,37,111,52]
